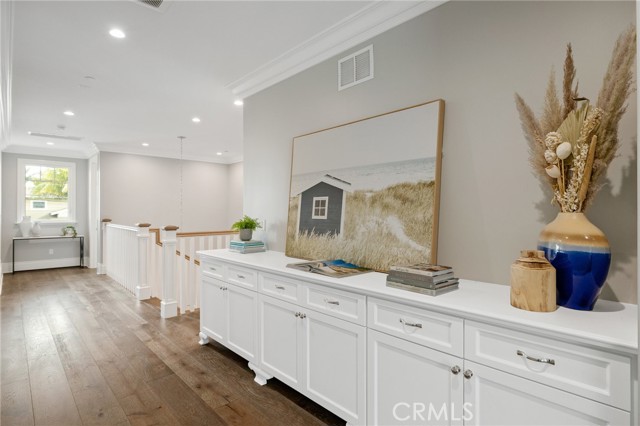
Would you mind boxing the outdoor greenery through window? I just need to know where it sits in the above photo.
[18,159,76,222]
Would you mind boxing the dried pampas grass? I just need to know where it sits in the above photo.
[515,25,636,212]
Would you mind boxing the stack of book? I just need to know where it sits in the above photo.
[229,240,266,254]
[386,263,458,296]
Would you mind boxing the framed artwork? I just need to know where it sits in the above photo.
[285,99,445,271]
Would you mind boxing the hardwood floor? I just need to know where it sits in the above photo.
[1,268,346,426]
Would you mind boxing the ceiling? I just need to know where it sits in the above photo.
[3,1,441,164]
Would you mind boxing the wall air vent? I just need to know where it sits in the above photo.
[338,45,374,91]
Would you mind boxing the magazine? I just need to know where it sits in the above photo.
[286,259,371,278]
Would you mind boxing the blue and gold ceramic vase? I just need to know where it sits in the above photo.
[538,213,610,311]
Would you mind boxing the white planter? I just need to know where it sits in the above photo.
[18,216,32,237]
[31,221,42,237]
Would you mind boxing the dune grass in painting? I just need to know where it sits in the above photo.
[286,180,435,271]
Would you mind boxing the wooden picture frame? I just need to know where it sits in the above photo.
[285,99,445,271]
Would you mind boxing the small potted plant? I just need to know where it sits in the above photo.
[231,215,261,241]
[62,225,77,237]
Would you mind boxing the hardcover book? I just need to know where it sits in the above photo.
[390,263,453,277]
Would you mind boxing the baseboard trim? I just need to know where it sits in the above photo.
[3,257,89,273]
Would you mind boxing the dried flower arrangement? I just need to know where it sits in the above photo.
[515,26,636,212]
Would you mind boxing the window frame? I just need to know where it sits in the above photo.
[17,158,77,224]
[312,196,329,220]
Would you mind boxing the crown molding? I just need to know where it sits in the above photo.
[2,141,100,160]
[96,146,243,165]
[228,0,447,100]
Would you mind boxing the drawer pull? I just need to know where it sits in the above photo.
[275,285,286,290]
[451,365,461,375]
[237,274,245,279]
[209,267,217,271]
[517,350,555,366]
[399,318,423,329]
[463,370,473,379]
[324,298,340,305]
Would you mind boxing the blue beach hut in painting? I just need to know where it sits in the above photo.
[293,174,352,237]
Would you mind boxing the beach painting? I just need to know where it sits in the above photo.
[286,100,445,271]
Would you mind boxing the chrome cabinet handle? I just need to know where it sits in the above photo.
[237,274,245,279]
[220,286,227,291]
[300,313,306,319]
[451,365,461,375]
[209,267,217,271]
[324,298,340,305]
[517,350,555,366]
[295,312,300,318]
[399,318,423,328]
[275,285,285,290]
[463,370,473,379]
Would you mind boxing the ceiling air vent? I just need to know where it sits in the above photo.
[338,45,374,91]
[134,0,169,12]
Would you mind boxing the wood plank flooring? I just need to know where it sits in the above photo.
[1,268,346,426]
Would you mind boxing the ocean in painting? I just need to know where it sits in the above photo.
[290,158,435,195]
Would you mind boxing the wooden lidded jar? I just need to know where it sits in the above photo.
[510,250,557,312]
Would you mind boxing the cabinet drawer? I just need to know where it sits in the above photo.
[201,258,225,280]
[304,283,366,326]
[259,273,301,303]
[368,297,463,357]
[226,265,257,290]
[465,321,632,410]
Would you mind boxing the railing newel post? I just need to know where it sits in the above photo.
[135,223,151,300]
[98,218,112,275]
[160,225,179,318]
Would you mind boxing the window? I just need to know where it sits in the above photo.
[17,159,76,223]
[312,196,328,219]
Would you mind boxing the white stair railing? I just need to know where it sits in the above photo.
[104,222,150,298]
[147,228,236,317]
[103,221,236,316]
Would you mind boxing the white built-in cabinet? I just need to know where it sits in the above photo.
[198,250,637,426]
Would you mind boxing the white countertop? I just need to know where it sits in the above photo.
[199,249,638,355]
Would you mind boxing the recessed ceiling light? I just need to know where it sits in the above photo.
[46,142,54,146]
[216,152,223,156]
[109,28,126,39]
[142,143,149,147]
[63,111,75,116]
[234,99,244,106]
[192,117,201,123]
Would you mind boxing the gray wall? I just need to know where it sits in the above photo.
[1,153,89,268]
[244,1,637,303]
[100,152,243,232]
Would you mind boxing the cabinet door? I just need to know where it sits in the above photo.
[464,360,630,426]
[226,283,257,363]
[258,294,301,389]
[368,329,464,426]
[302,309,366,425]
[200,275,226,343]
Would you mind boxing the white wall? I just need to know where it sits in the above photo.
[100,152,241,232]
[244,1,637,303]
[227,162,244,226]
[1,153,90,269]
